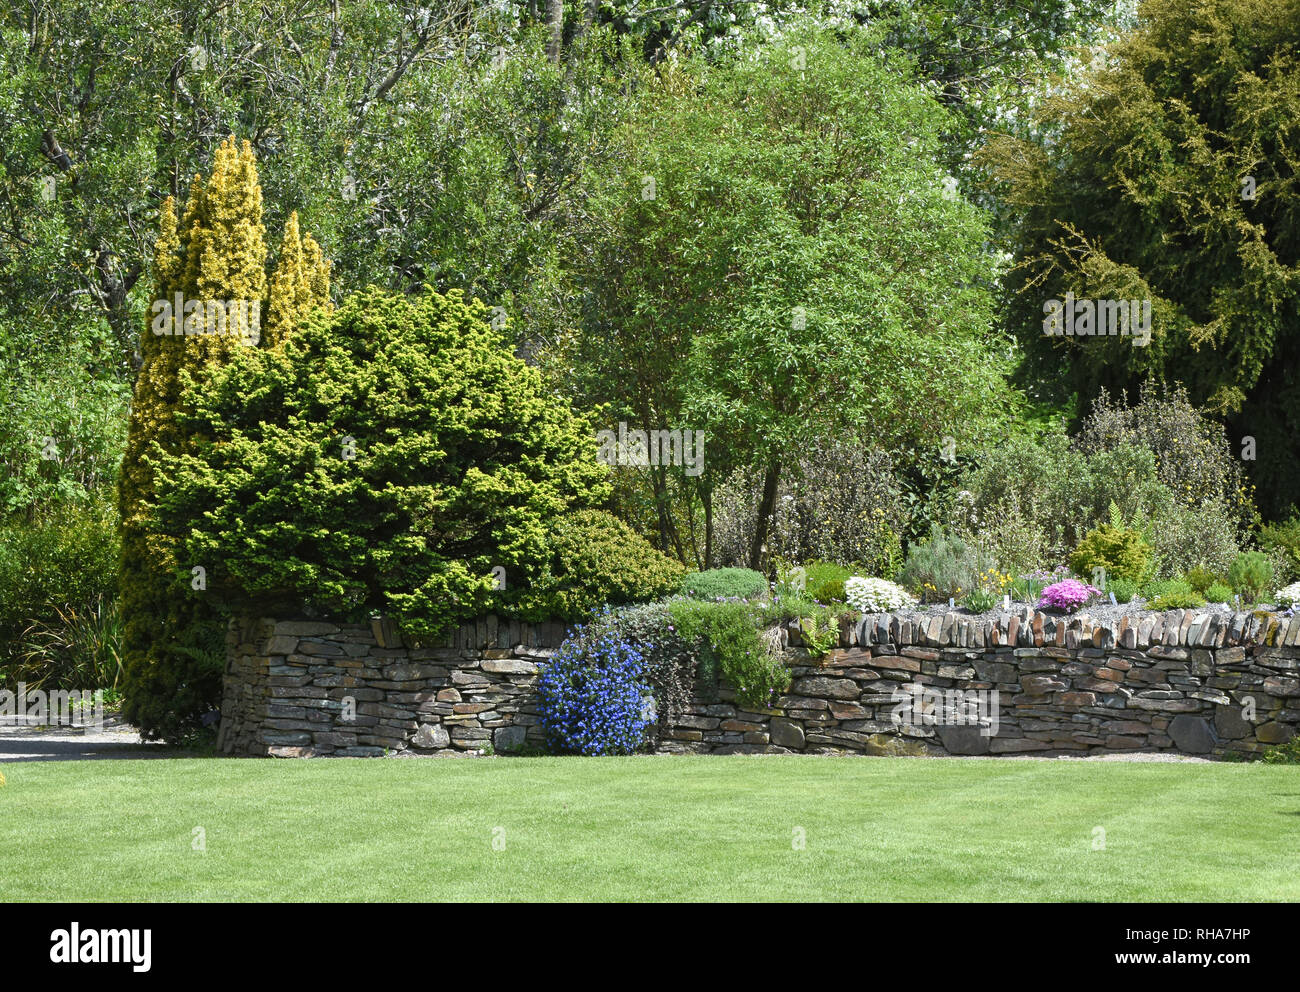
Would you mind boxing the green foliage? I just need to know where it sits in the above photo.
[961,588,999,613]
[897,526,992,602]
[806,560,852,604]
[984,0,1300,518]
[1108,577,1139,604]
[1077,385,1257,533]
[678,568,768,601]
[710,443,907,576]
[666,600,789,709]
[517,510,684,621]
[1145,498,1244,580]
[1204,582,1235,604]
[1069,523,1152,586]
[1182,566,1221,596]
[1261,737,1300,765]
[15,595,123,692]
[118,138,322,744]
[1227,552,1275,604]
[1143,579,1207,611]
[955,429,1174,567]
[0,331,130,517]
[148,286,612,641]
[561,25,1016,568]
[0,499,120,670]
[1258,515,1300,583]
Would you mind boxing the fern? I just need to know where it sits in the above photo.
[1108,499,1124,530]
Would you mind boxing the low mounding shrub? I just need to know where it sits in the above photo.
[516,510,684,621]
[1143,579,1206,611]
[1069,523,1151,586]
[1182,566,1221,595]
[679,567,767,601]
[897,525,990,602]
[1204,582,1235,604]
[148,286,614,639]
[844,577,916,613]
[1276,582,1300,608]
[806,560,852,603]
[1038,579,1100,613]
[667,600,789,709]
[1227,551,1274,605]
[1107,577,1139,604]
[537,624,651,755]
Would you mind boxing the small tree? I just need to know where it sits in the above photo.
[119,137,330,742]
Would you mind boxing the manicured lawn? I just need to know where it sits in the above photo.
[2,755,1296,901]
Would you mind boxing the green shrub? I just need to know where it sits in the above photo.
[1075,384,1256,534]
[0,499,120,668]
[957,434,1174,566]
[1069,523,1152,586]
[1261,737,1300,765]
[666,600,789,708]
[1143,579,1206,611]
[1227,551,1274,605]
[1108,577,1139,604]
[806,559,851,603]
[679,567,768,601]
[1146,497,1243,580]
[1182,566,1221,595]
[897,525,990,601]
[1258,514,1300,583]
[955,495,1050,577]
[516,510,684,621]
[147,286,613,640]
[1204,582,1235,604]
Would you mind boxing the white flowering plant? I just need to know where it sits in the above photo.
[1275,582,1300,608]
[844,576,916,613]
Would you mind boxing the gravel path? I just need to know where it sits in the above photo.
[0,715,176,762]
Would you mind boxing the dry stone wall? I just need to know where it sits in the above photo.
[219,607,1300,759]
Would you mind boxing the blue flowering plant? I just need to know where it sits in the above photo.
[537,622,653,755]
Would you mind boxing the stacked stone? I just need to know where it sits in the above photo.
[220,607,1300,759]
[219,616,566,758]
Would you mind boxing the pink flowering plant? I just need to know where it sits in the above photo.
[1037,578,1101,613]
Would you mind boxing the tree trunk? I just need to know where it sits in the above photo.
[545,0,563,64]
[703,479,713,570]
[748,462,781,572]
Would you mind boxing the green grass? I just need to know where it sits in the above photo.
[3,755,1297,901]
